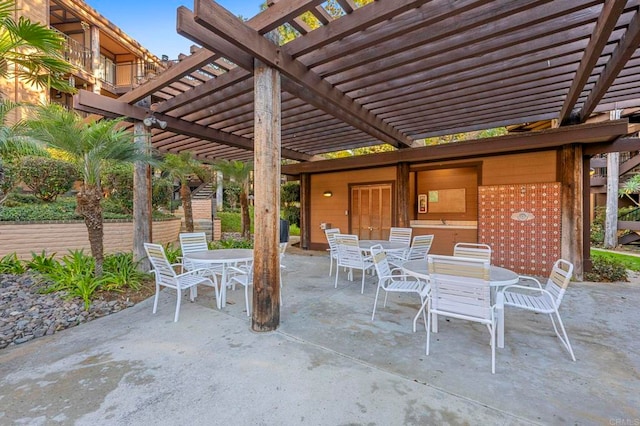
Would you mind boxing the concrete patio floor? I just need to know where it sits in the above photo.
[1,245,639,425]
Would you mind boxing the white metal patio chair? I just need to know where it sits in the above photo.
[388,234,435,268]
[453,242,492,262]
[370,245,428,330]
[334,233,374,294]
[424,254,497,374]
[179,232,222,275]
[498,259,576,361]
[387,227,413,266]
[325,228,341,276]
[226,261,254,316]
[144,242,219,322]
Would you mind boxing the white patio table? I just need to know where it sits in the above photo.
[402,259,518,347]
[184,248,253,308]
[358,240,408,254]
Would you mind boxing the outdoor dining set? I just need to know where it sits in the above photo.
[325,227,576,374]
[142,228,576,375]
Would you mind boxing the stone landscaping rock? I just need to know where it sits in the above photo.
[0,273,142,350]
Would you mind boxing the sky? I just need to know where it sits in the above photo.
[83,1,265,59]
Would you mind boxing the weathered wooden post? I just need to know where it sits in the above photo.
[252,58,281,331]
[560,144,584,280]
[396,163,410,227]
[133,120,151,271]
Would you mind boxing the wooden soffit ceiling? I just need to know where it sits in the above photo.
[74,0,640,163]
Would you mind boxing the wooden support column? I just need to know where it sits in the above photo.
[396,163,410,227]
[582,155,593,273]
[560,144,584,280]
[604,152,620,248]
[252,59,281,332]
[90,25,101,94]
[133,121,151,272]
[300,173,311,250]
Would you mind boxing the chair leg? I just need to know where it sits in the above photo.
[490,323,496,374]
[152,283,160,314]
[329,256,334,276]
[383,292,389,307]
[244,285,250,317]
[413,296,428,333]
[425,300,432,355]
[334,265,340,289]
[371,287,381,320]
[174,288,182,322]
[360,269,366,294]
[550,312,576,361]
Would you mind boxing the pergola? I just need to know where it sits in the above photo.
[74,0,640,330]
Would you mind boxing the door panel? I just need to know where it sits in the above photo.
[351,184,393,240]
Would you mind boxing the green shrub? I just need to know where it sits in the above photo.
[0,161,18,205]
[0,199,81,221]
[163,243,182,264]
[42,250,99,310]
[19,156,77,202]
[282,205,300,227]
[102,163,134,214]
[25,250,58,274]
[209,238,253,249]
[585,254,628,282]
[152,176,174,210]
[0,252,26,274]
[102,252,148,291]
[218,211,241,232]
[223,182,241,210]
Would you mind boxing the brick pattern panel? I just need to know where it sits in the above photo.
[478,183,561,277]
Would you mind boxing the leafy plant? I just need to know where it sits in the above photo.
[42,250,100,309]
[210,239,253,249]
[585,253,628,282]
[102,163,134,214]
[25,250,58,273]
[0,252,25,274]
[18,155,77,202]
[163,243,182,265]
[101,252,147,291]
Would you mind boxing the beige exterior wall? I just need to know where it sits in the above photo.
[0,219,181,259]
[308,151,558,250]
[310,166,396,245]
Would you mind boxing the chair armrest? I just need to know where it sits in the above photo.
[177,268,217,284]
[227,265,249,275]
[516,275,543,289]
[500,284,555,304]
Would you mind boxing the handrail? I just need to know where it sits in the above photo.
[619,207,640,221]
[50,27,91,72]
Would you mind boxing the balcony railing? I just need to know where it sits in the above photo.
[51,27,91,72]
[100,60,167,92]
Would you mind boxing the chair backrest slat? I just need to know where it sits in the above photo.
[335,234,365,268]
[180,232,208,255]
[545,259,573,307]
[407,235,434,261]
[389,227,412,246]
[371,244,391,278]
[427,254,492,320]
[145,243,178,286]
[325,228,341,251]
[453,242,492,262]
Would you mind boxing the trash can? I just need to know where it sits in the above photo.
[280,219,290,243]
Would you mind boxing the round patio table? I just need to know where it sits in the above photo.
[185,249,253,308]
[402,259,519,348]
[358,240,408,253]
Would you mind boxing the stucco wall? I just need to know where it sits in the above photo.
[0,219,181,259]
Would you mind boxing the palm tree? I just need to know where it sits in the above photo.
[0,0,74,94]
[25,104,149,276]
[160,152,211,233]
[214,159,252,239]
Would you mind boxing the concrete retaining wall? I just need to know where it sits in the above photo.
[0,219,181,259]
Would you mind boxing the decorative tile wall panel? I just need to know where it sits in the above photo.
[478,183,561,277]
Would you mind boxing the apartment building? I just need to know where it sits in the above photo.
[1,0,166,108]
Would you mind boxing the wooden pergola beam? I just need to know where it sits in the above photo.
[579,8,640,120]
[74,90,314,162]
[187,0,414,149]
[282,120,630,175]
[557,1,626,124]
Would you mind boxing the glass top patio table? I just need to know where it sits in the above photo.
[185,249,253,308]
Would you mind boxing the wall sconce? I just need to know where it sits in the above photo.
[143,115,168,129]
[323,191,333,197]
[54,91,62,99]
[589,168,596,176]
